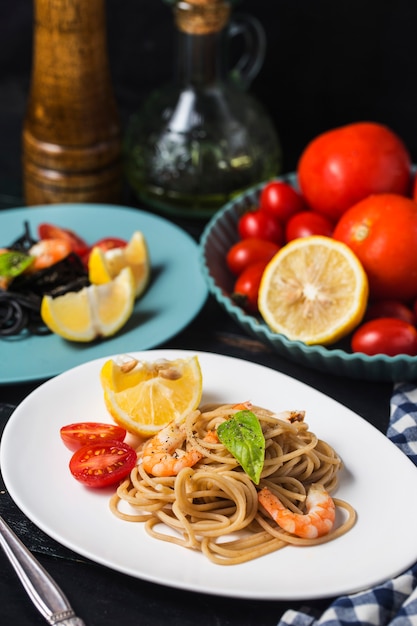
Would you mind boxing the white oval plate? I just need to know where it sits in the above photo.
[2,349,417,600]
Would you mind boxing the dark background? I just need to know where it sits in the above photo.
[0,5,408,623]
[2,0,417,202]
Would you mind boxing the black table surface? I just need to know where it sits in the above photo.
[0,2,399,618]
[0,211,393,626]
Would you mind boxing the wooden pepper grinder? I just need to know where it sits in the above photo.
[22,0,122,205]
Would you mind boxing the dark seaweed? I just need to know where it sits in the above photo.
[11,253,89,297]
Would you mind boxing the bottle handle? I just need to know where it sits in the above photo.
[227,13,266,90]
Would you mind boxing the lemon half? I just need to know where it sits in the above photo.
[100,355,203,436]
[258,235,368,345]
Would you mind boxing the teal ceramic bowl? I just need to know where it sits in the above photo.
[199,174,417,382]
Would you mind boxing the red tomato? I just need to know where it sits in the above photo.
[297,122,411,221]
[238,210,283,244]
[226,238,280,275]
[92,237,127,251]
[69,441,137,488]
[351,317,417,356]
[38,223,89,257]
[333,194,417,301]
[28,238,73,271]
[81,237,128,267]
[259,181,305,223]
[285,211,334,242]
[232,261,266,313]
[412,172,417,203]
[60,422,127,452]
[365,300,416,326]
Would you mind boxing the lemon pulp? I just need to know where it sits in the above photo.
[258,235,368,345]
[88,231,150,298]
[100,355,203,436]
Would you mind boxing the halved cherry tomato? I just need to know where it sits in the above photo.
[28,238,73,271]
[259,181,305,224]
[38,223,89,257]
[365,300,416,326]
[60,422,127,452]
[232,261,266,313]
[351,317,417,356]
[226,238,280,275]
[69,440,137,488]
[285,211,334,242]
[238,210,283,244]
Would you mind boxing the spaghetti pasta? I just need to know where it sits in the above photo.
[110,403,356,565]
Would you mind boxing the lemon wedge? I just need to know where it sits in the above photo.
[258,235,368,345]
[100,355,203,436]
[41,267,136,342]
[88,231,150,298]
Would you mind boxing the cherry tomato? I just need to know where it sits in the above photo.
[297,122,411,221]
[333,194,417,301]
[351,318,417,356]
[232,261,266,313]
[81,237,128,267]
[91,237,127,251]
[238,209,283,244]
[365,300,416,326]
[60,422,127,452]
[38,223,89,257]
[285,211,334,242]
[28,238,73,271]
[226,238,280,275]
[259,181,305,223]
[69,440,137,488]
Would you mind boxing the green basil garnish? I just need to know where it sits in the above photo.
[217,410,265,484]
[0,251,34,278]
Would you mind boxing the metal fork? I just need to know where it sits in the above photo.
[0,514,86,625]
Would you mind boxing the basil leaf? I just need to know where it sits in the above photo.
[0,251,34,278]
[217,410,265,484]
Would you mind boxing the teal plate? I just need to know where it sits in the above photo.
[0,204,207,384]
[199,175,417,382]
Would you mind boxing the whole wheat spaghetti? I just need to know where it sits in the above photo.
[110,403,356,565]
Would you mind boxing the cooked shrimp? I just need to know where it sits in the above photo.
[28,239,72,271]
[141,419,203,477]
[141,402,251,477]
[232,401,253,411]
[258,483,335,539]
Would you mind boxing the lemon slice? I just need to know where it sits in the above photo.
[88,231,150,297]
[100,355,203,436]
[41,267,136,342]
[258,235,368,345]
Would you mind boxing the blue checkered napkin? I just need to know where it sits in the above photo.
[277,382,417,626]
[387,382,417,467]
